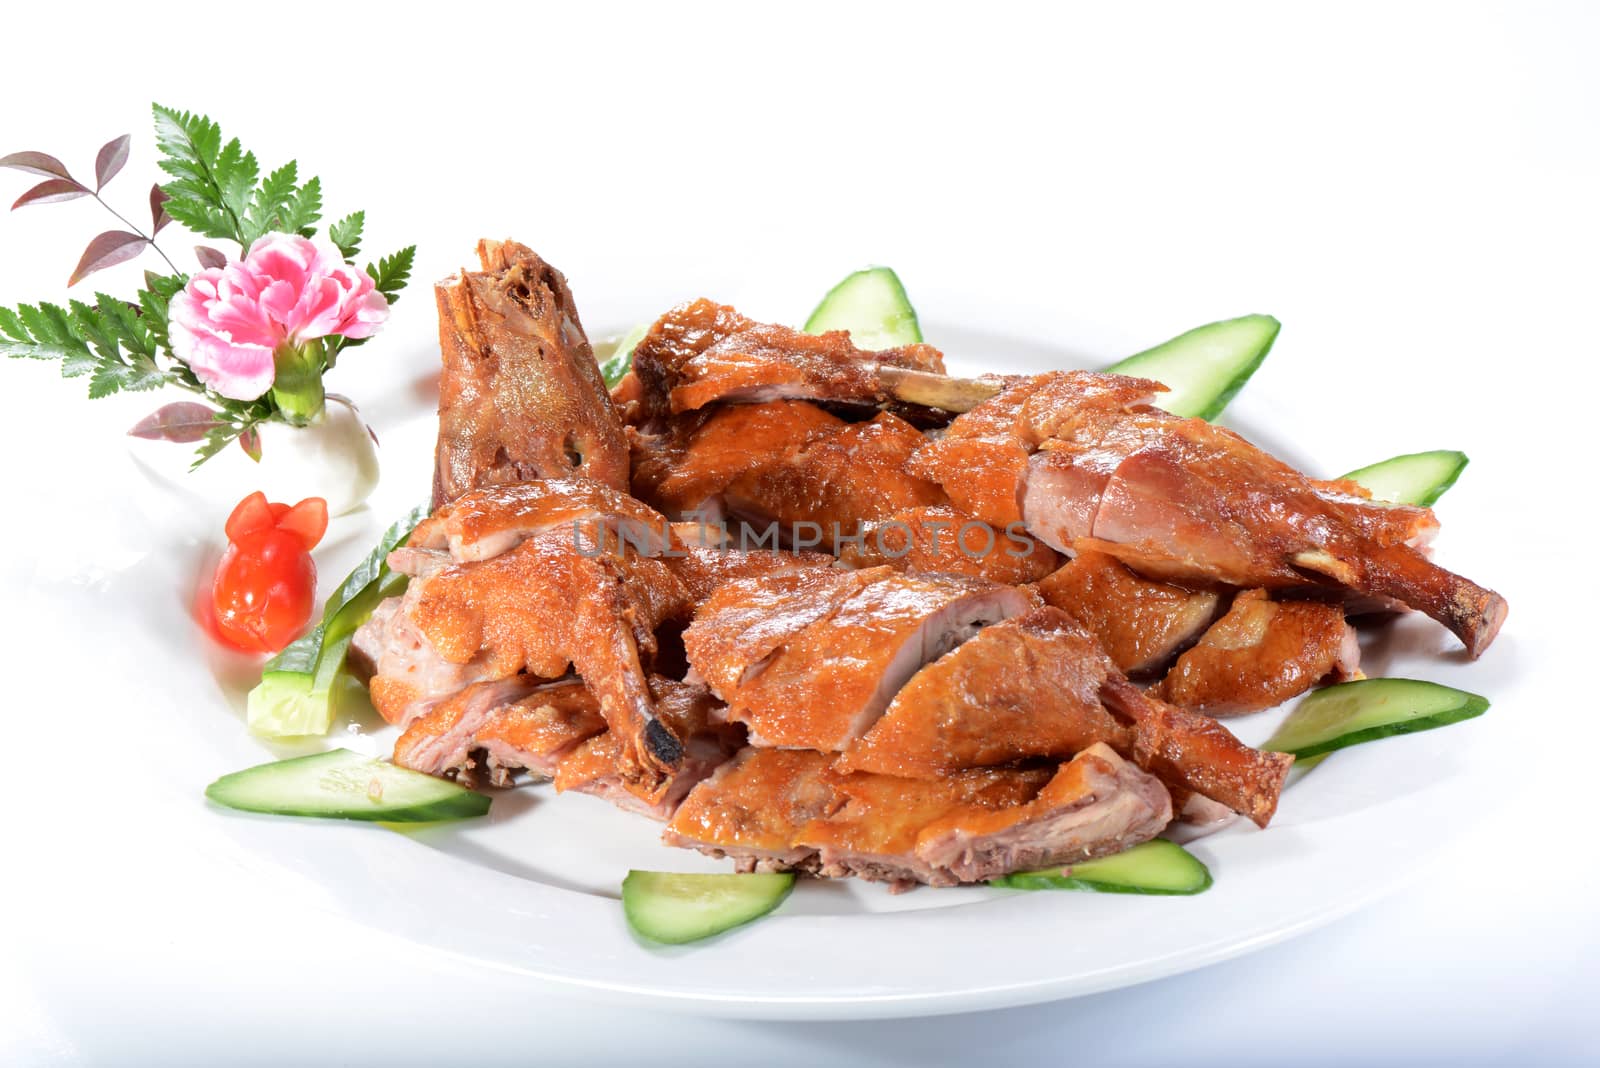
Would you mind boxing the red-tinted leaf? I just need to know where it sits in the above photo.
[94,135,130,190]
[238,426,263,462]
[127,402,220,443]
[68,230,149,287]
[0,151,75,181]
[195,245,228,270]
[12,178,90,210]
[149,184,171,234]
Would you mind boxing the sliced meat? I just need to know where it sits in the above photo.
[632,400,947,546]
[409,477,667,563]
[912,370,1505,658]
[1036,550,1221,675]
[630,298,946,420]
[835,605,1291,827]
[432,240,627,507]
[1083,424,1503,655]
[401,529,690,791]
[364,481,695,793]
[804,744,1172,889]
[906,371,1165,528]
[721,410,947,543]
[666,744,1172,890]
[1157,589,1360,715]
[1101,676,1294,827]
[662,544,837,605]
[631,401,846,521]
[552,677,744,820]
[662,748,842,870]
[352,577,493,728]
[392,677,605,786]
[837,607,1127,777]
[687,568,1036,750]
[838,504,1062,584]
[682,566,881,699]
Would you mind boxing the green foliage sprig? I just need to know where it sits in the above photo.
[0,106,417,466]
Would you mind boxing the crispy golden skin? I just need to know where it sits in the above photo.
[433,240,628,507]
[630,298,945,419]
[1158,589,1358,715]
[1036,550,1220,675]
[910,370,1505,658]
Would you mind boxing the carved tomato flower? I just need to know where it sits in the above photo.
[168,234,389,402]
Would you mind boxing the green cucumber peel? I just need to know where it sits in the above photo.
[803,266,923,350]
[205,749,491,822]
[599,323,650,389]
[1106,313,1280,421]
[990,839,1212,895]
[1263,677,1489,760]
[621,871,795,945]
[1340,450,1469,507]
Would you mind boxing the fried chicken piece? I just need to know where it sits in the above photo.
[432,240,628,507]
[804,744,1171,889]
[394,673,741,820]
[630,298,946,420]
[1036,550,1221,675]
[1158,589,1360,715]
[685,568,1035,750]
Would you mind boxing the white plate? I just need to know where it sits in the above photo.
[14,310,1519,1020]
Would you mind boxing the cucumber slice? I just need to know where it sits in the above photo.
[205,749,491,822]
[247,504,429,738]
[621,871,795,944]
[1106,314,1280,421]
[803,267,923,350]
[990,839,1212,895]
[1340,450,1469,507]
[1263,678,1489,759]
[599,322,649,389]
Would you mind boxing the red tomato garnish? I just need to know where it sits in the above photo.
[210,493,328,653]
[276,497,329,552]
[224,491,276,542]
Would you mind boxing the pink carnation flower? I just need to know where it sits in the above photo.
[168,234,389,401]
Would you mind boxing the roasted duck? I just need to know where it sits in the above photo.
[432,240,628,507]
[909,371,1506,658]
[628,297,947,420]
[370,246,1504,895]
[627,306,1504,659]
[686,572,1291,828]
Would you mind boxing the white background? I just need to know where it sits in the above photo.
[3,2,1597,1064]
